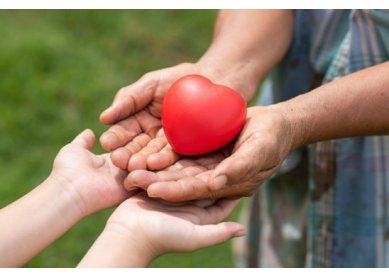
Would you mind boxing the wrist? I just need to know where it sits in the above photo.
[45,174,88,224]
[78,225,156,267]
[197,53,262,102]
[268,99,312,150]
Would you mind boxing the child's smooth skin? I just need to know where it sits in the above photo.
[0,129,246,268]
[78,192,245,267]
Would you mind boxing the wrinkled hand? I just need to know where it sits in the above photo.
[105,192,246,259]
[51,129,134,217]
[124,106,295,201]
[99,63,212,172]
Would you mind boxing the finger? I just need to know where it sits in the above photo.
[200,199,240,224]
[148,174,258,201]
[99,117,142,151]
[110,147,131,170]
[71,129,96,150]
[183,222,246,251]
[128,136,167,171]
[126,158,210,190]
[100,78,158,124]
[147,171,213,202]
[124,170,159,191]
[124,167,192,190]
[109,133,151,170]
[209,141,261,190]
[147,143,180,171]
[101,109,161,153]
[125,133,155,171]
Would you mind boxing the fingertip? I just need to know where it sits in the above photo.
[111,148,131,170]
[147,153,167,170]
[100,131,119,151]
[231,224,247,237]
[209,174,228,190]
[147,150,179,171]
[99,106,115,124]
[83,128,95,140]
[148,182,190,202]
[128,154,147,171]
[72,129,96,149]
[189,222,246,250]
[147,186,160,198]
[147,183,164,199]
[86,129,96,146]
[234,228,247,237]
[126,170,158,190]
[221,222,247,238]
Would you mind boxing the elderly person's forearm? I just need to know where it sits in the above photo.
[273,61,389,150]
[198,9,294,101]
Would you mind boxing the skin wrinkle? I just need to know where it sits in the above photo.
[123,143,139,156]
[127,134,151,153]
[137,116,160,138]
[141,139,164,156]
[100,11,297,201]
[110,125,133,143]
[126,93,139,118]
[148,150,177,171]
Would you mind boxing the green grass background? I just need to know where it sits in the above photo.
[0,10,247,268]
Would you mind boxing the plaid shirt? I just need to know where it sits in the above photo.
[234,10,389,268]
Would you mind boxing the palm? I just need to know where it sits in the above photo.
[99,63,214,172]
[52,138,131,216]
[124,107,291,202]
[107,192,241,254]
[123,150,251,201]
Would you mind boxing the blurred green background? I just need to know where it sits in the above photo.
[0,10,247,268]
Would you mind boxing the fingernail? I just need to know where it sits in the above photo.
[212,175,228,190]
[101,132,118,150]
[233,228,247,237]
[147,186,160,198]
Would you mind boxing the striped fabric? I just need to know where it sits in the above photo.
[234,10,389,268]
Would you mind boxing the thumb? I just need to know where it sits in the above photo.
[100,77,158,124]
[209,141,257,190]
[71,129,96,150]
[186,222,247,251]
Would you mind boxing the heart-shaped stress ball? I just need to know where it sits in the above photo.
[162,75,247,156]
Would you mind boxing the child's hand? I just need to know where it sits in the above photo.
[78,192,246,267]
[0,129,135,267]
[50,129,133,217]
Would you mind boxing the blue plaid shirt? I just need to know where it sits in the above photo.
[235,10,389,268]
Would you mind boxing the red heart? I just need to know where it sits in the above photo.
[162,74,247,156]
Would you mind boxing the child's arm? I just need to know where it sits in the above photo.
[0,130,132,267]
[0,176,83,267]
[78,193,246,267]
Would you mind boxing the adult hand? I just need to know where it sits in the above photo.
[98,61,257,173]
[99,63,208,172]
[123,106,296,201]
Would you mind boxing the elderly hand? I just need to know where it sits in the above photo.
[123,106,296,201]
[99,63,221,173]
